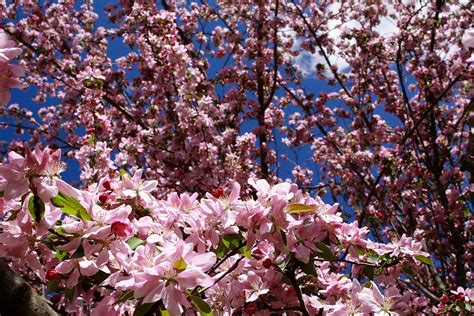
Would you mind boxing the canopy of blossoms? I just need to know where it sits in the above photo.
[0,1,473,315]
[1,144,461,315]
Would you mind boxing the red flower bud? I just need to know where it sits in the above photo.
[50,294,61,304]
[243,302,258,314]
[262,258,272,269]
[46,268,58,281]
[211,187,224,199]
[440,294,449,304]
[103,181,112,191]
[111,221,132,237]
[99,193,109,204]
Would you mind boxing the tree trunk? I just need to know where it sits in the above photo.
[0,258,58,316]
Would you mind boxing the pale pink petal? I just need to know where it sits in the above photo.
[66,268,80,288]
[141,180,158,192]
[189,252,216,271]
[177,269,213,288]
[105,205,132,223]
[58,237,81,252]
[56,260,75,274]
[462,29,474,48]
[56,179,82,199]
[0,32,9,48]
[35,178,58,202]
[162,286,184,316]
[229,181,241,203]
[79,259,99,276]
[7,151,25,166]
[0,89,11,106]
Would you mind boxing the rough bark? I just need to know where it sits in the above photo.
[0,258,58,316]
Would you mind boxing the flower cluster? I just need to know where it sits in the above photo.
[0,0,472,314]
[0,31,24,106]
[1,145,469,315]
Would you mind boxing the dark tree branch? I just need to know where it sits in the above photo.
[0,258,58,316]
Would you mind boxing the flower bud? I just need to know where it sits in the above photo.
[243,302,258,314]
[46,268,58,281]
[103,181,112,191]
[440,294,449,304]
[211,187,224,199]
[262,258,272,269]
[50,294,61,304]
[99,193,109,204]
[111,221,132,237]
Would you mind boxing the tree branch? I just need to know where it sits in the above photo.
[0,258,58,316]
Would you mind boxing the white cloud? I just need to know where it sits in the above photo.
[283,0,468,78]
[287,2,400,78]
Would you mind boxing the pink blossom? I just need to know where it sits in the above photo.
[87,205,133,239]
[0,31,22,62]
[0,63,25,105]
[0,144,63,201]
[462,29,474,49]
[357,282,410,315]
[0,1,471,313]
[119,169,158,205]
[462,28,474,62]
[55,258,100,288]
[0,31,24,105]
[131,241,216,315]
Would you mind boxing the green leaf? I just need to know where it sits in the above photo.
[51,191,91,221]
[298,259,317,276]
[87,134,96,145]
[55,250,68,261]
[47,276,61,293]
[376,253,397,267]
[127,237,144,250]
[278,254,293,271]
[64,288,74,301]
[115,290,135,304]
[402,265,414,276]
[133,301,155,316]
[465,303,472,312]
[56,227,66,233]
[28,195,46,223]
[173,257,188,273]
[222,234,244,250]
[362,266,374,279]
[42,237,55,250]
[214,234,246,259]
[93,270,109,283]
[367,255,379,264]
[213,242,227,258]
[375,266,385,275]
[190,295,213,316]
[71,245,85,259]
[286,203,315,213]
[415,255,434,266]
[239,245,252,259]
[119,169,129,178]
[160,309,170,316]
[315,241,337,261]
